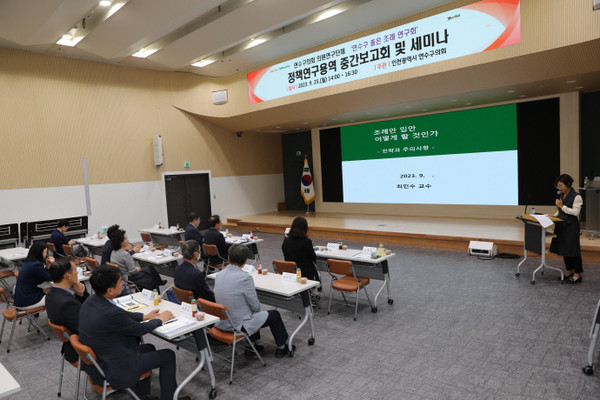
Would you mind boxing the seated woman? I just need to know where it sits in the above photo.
[101,224,140,265]
[14,242,55,309]
[282,216,320,282]
[110,228,164,292]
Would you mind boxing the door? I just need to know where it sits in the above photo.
[164,173,212,230]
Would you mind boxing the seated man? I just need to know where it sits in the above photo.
[214,244,291,358]
[79,266,189,400]
[46,256,89,363]
[203,215,230,266]
[184,212,204,245]
[174,241,215,302]
[50,219,89,258]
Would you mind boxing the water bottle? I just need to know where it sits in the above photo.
[530,207,536,216]
[296,267,301,283]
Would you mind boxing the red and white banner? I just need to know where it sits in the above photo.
[248,0,520,104]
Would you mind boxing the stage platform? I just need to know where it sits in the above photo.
[227,211,600,264]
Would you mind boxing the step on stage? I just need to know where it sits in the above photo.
[228,211,600,264]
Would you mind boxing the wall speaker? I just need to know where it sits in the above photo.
[212,89,228,105]
[153,135,163,166]
[594,0,600,10]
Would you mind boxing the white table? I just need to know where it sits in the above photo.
[223,234,264,261]
[133,250,183,278]
[208,270,319,356]
[130,293,220,399]
[0,247,28,265]
[139,227,185,248]
[75,237,108,257]
[315,247,395,311]
[0,361,21,398]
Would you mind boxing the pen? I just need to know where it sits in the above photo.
[163,318,177,325]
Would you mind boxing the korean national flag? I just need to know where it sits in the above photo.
[301,157,316,204]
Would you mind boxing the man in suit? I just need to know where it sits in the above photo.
[50,219,89,258]
[214,244,291,358]
[46,256,89,363]
[79,265,190,400]
[184,212,204,244]
[174,240,215,302]
[203,215,230,266]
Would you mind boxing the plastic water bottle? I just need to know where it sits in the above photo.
[377,242,385,257]
[530,207,536,216]
[296,267,301,283]
[191,298,197,317]
[153,289,159,306]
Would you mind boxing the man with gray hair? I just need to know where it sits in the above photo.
[214,244,291,358]
[174,240,215,302]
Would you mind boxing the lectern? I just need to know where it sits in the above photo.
[515,213,563,284]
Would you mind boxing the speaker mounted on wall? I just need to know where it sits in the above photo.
[212,89,228,105]
[153,135,163,166]
[595,0,600,10]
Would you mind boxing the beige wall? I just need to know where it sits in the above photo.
[0,48,282,190]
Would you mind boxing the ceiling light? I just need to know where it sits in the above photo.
[575,86,584,89]
[507,90,515,93]
[246,38,267,49]
[132,48,157,58]
[567,80,577,83]
[192,59,215,68]
[107,1,126,17]
[99,0,111,6]
[519,95,526,98]
[315,8,343,22]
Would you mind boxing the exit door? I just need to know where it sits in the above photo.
[164,173,212,230]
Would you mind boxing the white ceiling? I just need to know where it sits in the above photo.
[0,0,456,77]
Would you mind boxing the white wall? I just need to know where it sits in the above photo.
[0,173,284,243]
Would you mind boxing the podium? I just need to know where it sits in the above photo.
[515,213,564,284]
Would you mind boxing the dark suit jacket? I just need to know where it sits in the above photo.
[50,229,68,257]
[282,236,319,281]
[46,286,89,363]
[174,261,215,302]
[203,228,230,265]
[14,260,51,307]
[184,223,204,244]
[79,294,162,389]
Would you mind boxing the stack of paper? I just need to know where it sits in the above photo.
[154,317,197,335]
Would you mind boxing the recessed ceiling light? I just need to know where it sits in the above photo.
[276,126,281,129]
[519,95,526,98]
[575,86,583,89]
[303,122,308,125]
[507,90,515,93]
[567,80,577,83]
[316,8,343,22]
[99,0,111,6]
[132,47,157,58]
[192,59,215,67]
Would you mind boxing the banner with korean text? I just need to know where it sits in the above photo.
[248,0,520,104]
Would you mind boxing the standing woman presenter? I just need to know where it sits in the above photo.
[550,174,583,283]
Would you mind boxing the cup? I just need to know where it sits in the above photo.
[300,277,307,284]
[385,249,392,255]
[342,245,348,250]
[262,269,268,275]
[196,312,205,321]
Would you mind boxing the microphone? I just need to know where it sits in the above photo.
[524,192,531,214]
[556,190,562,200]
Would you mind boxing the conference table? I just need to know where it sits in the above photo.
[129,292,220,400]
[207,269,319,356]
[0,247,28,266]
[223,234,264,261]
[133,249,183,278]
[139,227,185,247]
[75,236,108,257]
[0,361,21,398]
[315,247,395,311]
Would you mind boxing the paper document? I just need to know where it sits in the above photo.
[354,252,373,260]
[114,296,148,312]
[532,214,554,229]
[154,317,196,335]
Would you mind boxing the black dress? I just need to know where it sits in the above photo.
[282,236,320,281]
[550,188,583,273]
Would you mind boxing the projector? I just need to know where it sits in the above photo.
[468,241,497,259]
